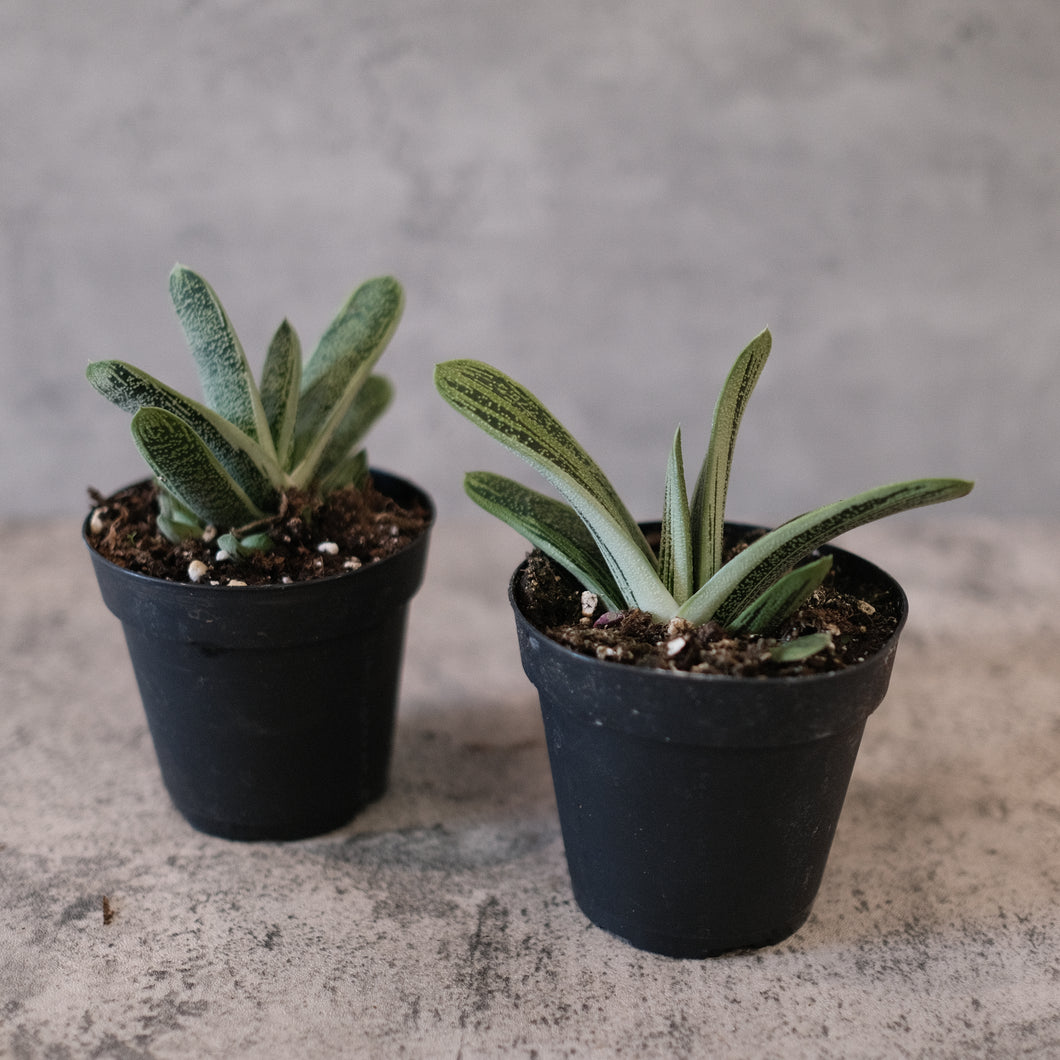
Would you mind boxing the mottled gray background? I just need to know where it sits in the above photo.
[3,1,1057,523]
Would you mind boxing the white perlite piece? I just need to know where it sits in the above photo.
[187,560,208,583]
[580,591,598,617]
[343,557,362,571]
[666,637,688,658]
[89,508,105,535]
[317,541,340,555]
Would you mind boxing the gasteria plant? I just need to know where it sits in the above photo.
[435,330,973,643]
[87,265,403,545]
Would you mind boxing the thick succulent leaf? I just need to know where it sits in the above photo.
[86,360,282,507]
[436,360,675,618]
[771,632,833,663]
[659,427,693,604]
[260,319,302,468]
[316,448,370,495]
[131,407,267,530]
[678,477,974,627]
[690,328,771,586]
[728,554,833,634]
[464,471,624,612]
[291,277,404,480]
[312,374,393,488]
[168,265,274,455]
[217,531,274,558]
[155,486,206,543]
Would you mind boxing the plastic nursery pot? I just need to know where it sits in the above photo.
[84,470,433,842]
[510,525,908,959]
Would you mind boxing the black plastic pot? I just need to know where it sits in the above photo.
[85,471,433,841]
[510,527,908,958]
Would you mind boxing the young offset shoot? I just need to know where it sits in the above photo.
[435,330,973,657]
[87,265,404,547]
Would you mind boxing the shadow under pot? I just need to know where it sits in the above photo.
[509,525,908,958]
[84,470,433,842]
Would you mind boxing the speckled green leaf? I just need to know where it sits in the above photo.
[86,359,282,509]
[291,277,404,482]
[169,265,273,453]
[464,471,624,612]
[660,427,693,604]
[678,477,975,626]
[690,328,771,585]
[316,448,370,495]
[260,319,302,468]
[312,374,393,488]
[729,554,833,634]
[130,407,266,530]
[771,632,834,663]
[436,360,676,619]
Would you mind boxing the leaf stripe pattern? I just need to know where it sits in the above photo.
[691,328,771,584]
[169,266,270,448]
[86,360,280,511]
[679,478,974,626]
[465,471,624,611]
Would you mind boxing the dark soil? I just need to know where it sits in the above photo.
[86,479,431,586]
[513,532,903,678]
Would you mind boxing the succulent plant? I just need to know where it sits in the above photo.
[435,329,973,650]
[87,265,403,544]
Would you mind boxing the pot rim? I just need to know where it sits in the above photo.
[82,467,434,594]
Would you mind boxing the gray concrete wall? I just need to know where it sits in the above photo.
[3,1,1057,523]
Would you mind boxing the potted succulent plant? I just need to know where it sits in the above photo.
[85,265,433,841]
[435,329,972,957]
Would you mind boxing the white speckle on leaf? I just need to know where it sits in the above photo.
[187,560,208,583]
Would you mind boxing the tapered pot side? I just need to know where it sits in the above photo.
[84,471,433,841]
[509,527,908,958]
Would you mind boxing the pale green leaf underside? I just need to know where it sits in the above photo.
[678,477,975,626]
[131,407,266,529]
[691,327,771,585]
[464,471,624,611]
[729,554,833,634]
[292,276,405,479]
[86,360,282,509]
[169,265,273,454]
[436,360,676,619]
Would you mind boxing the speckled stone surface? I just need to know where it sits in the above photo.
[2,515,1058,1058]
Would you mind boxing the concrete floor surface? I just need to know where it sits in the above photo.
[1,515,1058,1058]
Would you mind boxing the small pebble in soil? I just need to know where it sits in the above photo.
[317,541,340,555]
[89,508,105,535]
[580,591,598,618]
[187,560,208,583]
[666,636,688,658]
